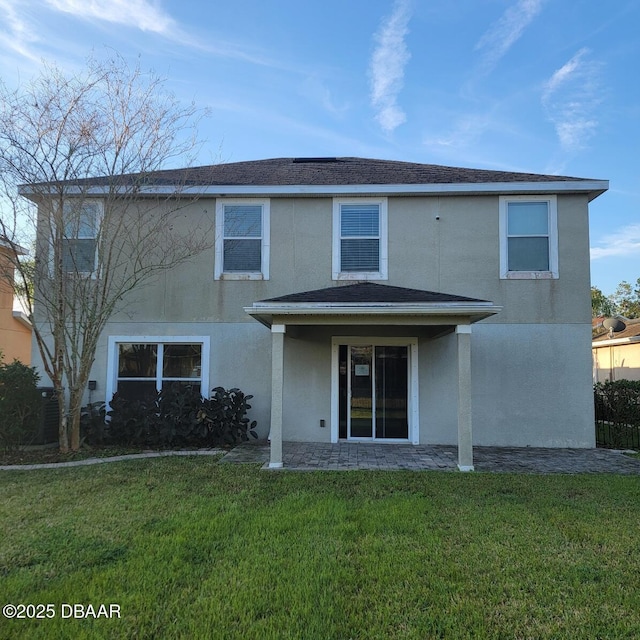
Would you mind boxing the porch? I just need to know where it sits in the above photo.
[244,282,503,472]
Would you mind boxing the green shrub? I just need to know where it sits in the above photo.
[80,401,107,445]
[0,360,41,451]
[101,384,258,448]
[197,386,258,445]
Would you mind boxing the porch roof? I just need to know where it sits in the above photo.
[244,282,501,327]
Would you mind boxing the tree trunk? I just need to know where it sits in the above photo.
[68,388,84,451]
[57,386,69,453]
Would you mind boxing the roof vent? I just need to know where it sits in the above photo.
[292,157,339,163]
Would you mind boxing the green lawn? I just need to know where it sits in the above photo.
[1,458,640,639]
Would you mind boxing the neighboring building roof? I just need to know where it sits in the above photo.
[20,157,609,200]
[593,318,640,343]
[0,237,28,255]
[261,282,489,304]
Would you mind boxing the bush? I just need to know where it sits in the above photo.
[0,360,42,451]
[197,387,258,445]
[80,401,107,445]
[97,384,258,448]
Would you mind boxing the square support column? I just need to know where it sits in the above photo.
[269,324,286,469]
[456,324,474,471]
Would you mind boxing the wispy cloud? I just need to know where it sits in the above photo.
[0,0,286,72]
[475,0,544,72]
[542,48,603,152]
[45,0,176,34]
[369,0,412,133]
[300,76,349,117]
[591,223,640,260]
[0,0,42,62]
[423,112,492,149]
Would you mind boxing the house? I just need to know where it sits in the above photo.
[24,157,608,469]
[593,318,640,383]
[0,238,32,364]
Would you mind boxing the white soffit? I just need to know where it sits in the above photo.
[20,180,609,201]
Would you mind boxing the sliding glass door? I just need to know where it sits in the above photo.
[345,344,409,440]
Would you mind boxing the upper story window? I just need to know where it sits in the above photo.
[61,200,101,274]
[215,199,270,280]
[333,198,388,280]
[499,195,558,279]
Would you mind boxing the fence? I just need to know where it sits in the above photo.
[594,381,640,449]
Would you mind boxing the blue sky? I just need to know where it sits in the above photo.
[1,0,638,295]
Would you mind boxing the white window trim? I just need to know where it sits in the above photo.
[214,198,270,280]
[56,199,103,277]
[499,195,558,279]
[332,197,388,280]
[106,336,211,409]
[330,336,419,444]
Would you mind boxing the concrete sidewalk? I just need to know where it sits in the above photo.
[220,441,640,474]
[0,449,223,471]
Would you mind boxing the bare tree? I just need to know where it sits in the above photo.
[0,54,212,452]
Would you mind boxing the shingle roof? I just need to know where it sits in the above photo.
[28,157,600,189]
[111,157,595,187]
[593,318,640,341]
[259,282,490,304]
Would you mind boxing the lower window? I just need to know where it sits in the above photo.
[107,337,210,403]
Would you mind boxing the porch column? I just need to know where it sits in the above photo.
[269,324,286,469]
[456,325,474,472]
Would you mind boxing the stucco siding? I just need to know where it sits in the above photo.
[30,189,596,449]
[593,343,640,383]
[106,193,590,327]
[281,331,332,442]
[419,332,458,444]
[471,323,595,447]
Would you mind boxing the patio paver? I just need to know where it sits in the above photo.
[220,441,640,474]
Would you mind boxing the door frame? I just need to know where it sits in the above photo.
[331,336,419,444]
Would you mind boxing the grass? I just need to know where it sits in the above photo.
[1,458,640,639]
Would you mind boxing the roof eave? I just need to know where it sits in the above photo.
[0,238,29,255]
[592,336,640,347]
[19,180,609,201]
[244,302,503,328]
[12,310,32,329]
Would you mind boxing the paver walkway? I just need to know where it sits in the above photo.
[2,443,639,474]
[221,441,640,474]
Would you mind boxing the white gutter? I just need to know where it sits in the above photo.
[12,310,32,329]
[592,336,640,348]
[244,302,503,328]
[20,180,609,200]
[245,302,501,314]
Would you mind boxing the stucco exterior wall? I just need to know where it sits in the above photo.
[420,331,458,444]
[0,249,31,364]
[593,343,640,383]
[30,191,595,448]
[275,323,595,448]
[108,193,591,327]
[471,323,595,447]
